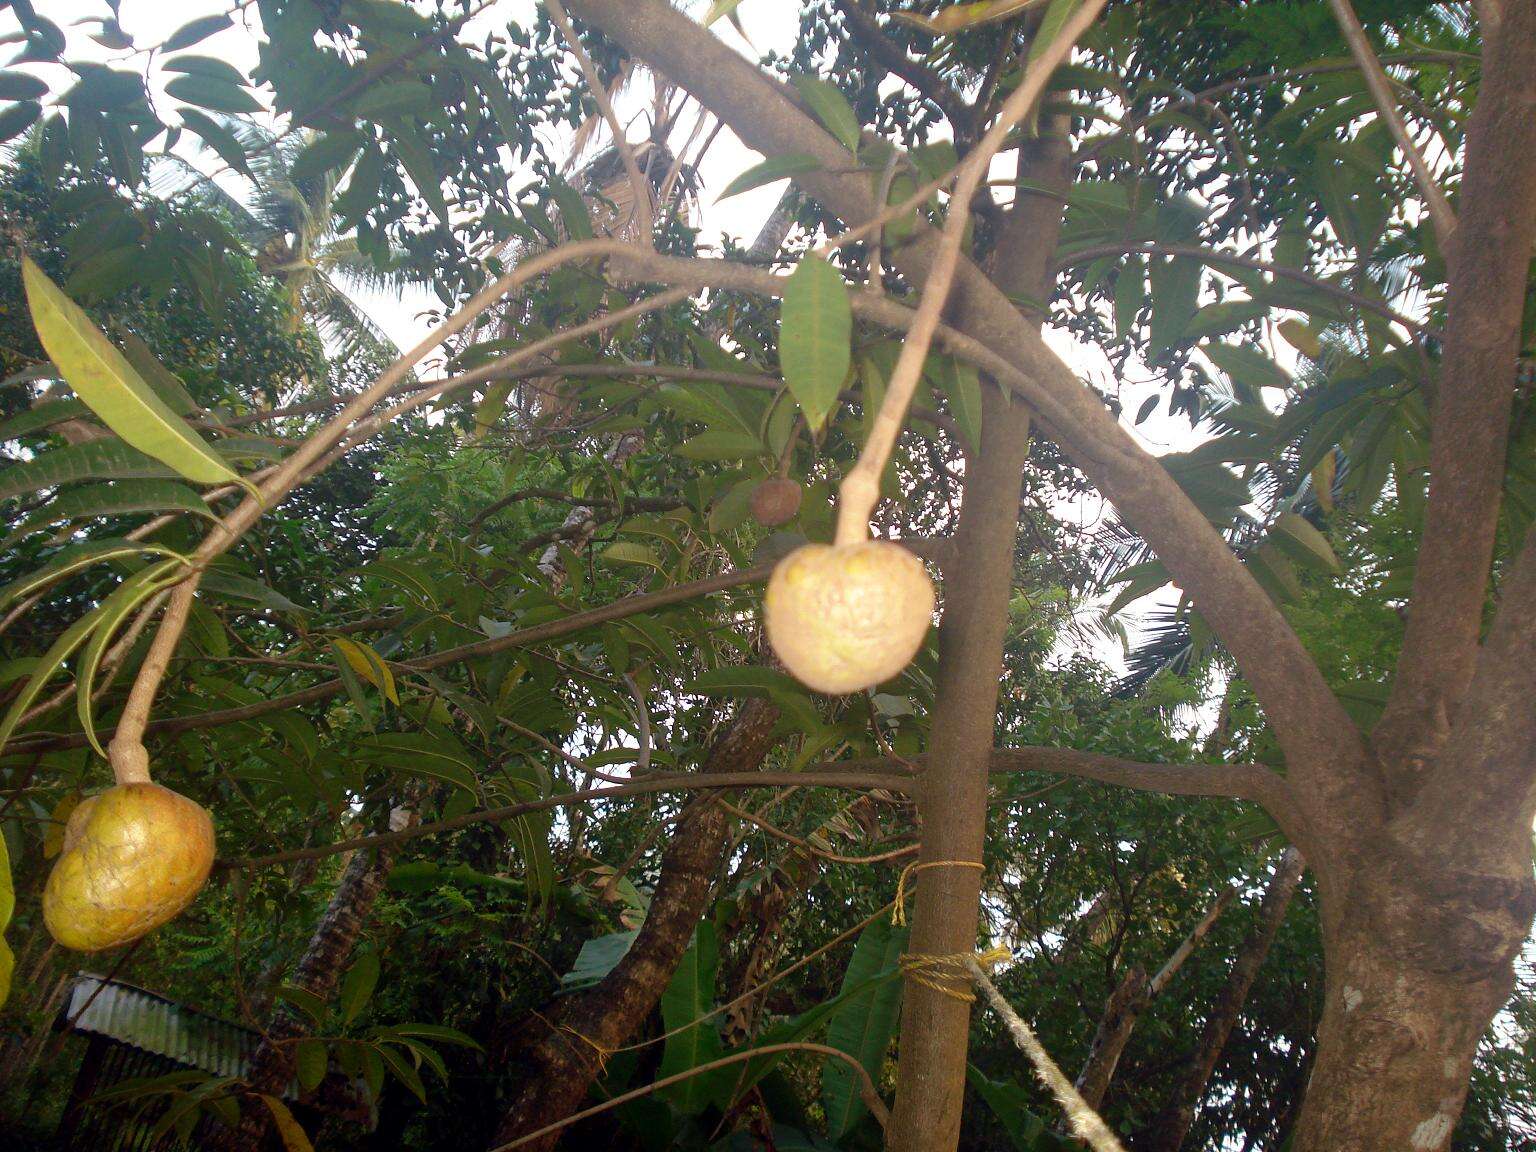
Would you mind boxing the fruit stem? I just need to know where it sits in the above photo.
[830,0,1107,550]
[107,575,201,786]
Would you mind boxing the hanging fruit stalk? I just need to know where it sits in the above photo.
[764,0,1107,696]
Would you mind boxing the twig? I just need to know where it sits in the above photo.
[548,0,655,243]
[966,958,1129,1152]
[831,0,1108,544]
[1324,0,1456,247]
[487,1042,887,1151]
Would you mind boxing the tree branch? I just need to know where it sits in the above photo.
[832,0,977,138]
[567,0,1365,833]
[1375,1,1536,779]
[1324,0,1457,248]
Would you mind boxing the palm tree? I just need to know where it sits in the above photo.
[154,123,426,363]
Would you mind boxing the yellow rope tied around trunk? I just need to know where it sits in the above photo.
[892,858,983,926]
[899,944,1013,1002]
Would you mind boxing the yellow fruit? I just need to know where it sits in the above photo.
[43,783,216,952]
[764,540,935,694]
[750,477,803,527]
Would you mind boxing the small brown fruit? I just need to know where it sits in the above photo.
[43,783,216,952]
[750,477,803,527]
[764,540,935,694]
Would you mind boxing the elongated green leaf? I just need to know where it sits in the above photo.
[0,398,88,442]
[780,257,851,432]
[7,480,216,547]
[676,430,766,461]
[0,101,41,144]
[164,13,233,52]
[377,1023,480,1048]
[23,261,238,486]
[0,539,188,611]
[1201,341,1291,396]
[822,918,908,1138]
[658,921,732,1112]
[178,108,252,177]
[162,55,248,87]
[561,930,638,992]
[0,597,115,754]
[0,71,47,101]
[165,74,260,115]
[1272,511,1341,574]
[77,559,186,756]
[718,154,822,200]
[114,327,199,415]
[790,75,860,153]
[340,952,381,1026]
[374,1041,426,1103]
[357,732,477,794]
[933,356,982,454]
[967,1065,1055,1151]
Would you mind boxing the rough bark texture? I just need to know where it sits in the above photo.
[214,823,407,1152]
[1138,849,1304,1152]
[1074,964,1149,1113]
[487,697,780,1152]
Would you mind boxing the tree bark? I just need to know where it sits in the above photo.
[1137,849,1304,1152]
[885,120,1066,1152]
[214,806,414,1151]
[1073,964,1149,1113]
[487,697,780,1152]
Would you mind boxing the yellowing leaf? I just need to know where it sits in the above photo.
[0,829,13,1008]
[22,259,239,487]
[330,636,399,705]
[1278,318,1322,359]
[258,1095,315,1152]
[893,0,1049,35]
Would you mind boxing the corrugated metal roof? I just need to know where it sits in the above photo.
[61,975,281,1090]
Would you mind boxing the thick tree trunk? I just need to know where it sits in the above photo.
[215,807,413,1152]
[487,697,780,1152]
[1137,849,1303,1152]
[886,123,1067,1152]
[1286,836,1533,1152]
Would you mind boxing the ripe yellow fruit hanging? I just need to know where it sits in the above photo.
[43,783,216,953]
[764,540,935,694]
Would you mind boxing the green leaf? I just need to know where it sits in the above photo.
[658,921,732,1112]
[704,0,749,25]
[0,398,89,442]
[677,430,766,461]
[600,541,665,570]
[0,595,117,754]
[22,261,238,487]
[330,637,399,704]
[1149,256,1201,355]
[391,122,450,227]
[274,985,327,1024]
[0,539,186,611]
[165,74,260,115]
[7,480,216,546]
[822,918,907,1138]
[178,108,252,177]
[163,13,233,52]
[791,75,860,153]
[374,1041,427,1103]
[76,560,187,756]
[288,131,363,184]
[0,101,41,143]
[1201,341,1291,396]
[0,440,189,502]
[162,55,249,87]
[967,1066,1051,1151]
[295,1038,328,1093]
[780,257,851,432]
[379,1023,481,1048]
[1271,511,1341,574]
[357,732,478,794]
[561,930,638,992]
[1114,259,1145,340]
[0,72,47,101]
[340,952,381,1026]
[718,154,822,200]
[113,328,200,415]
[933,356,982,454]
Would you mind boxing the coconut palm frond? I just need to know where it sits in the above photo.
[315,237,426,300]
[302,277,404,361]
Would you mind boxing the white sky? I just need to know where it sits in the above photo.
[10,0,1217,681]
